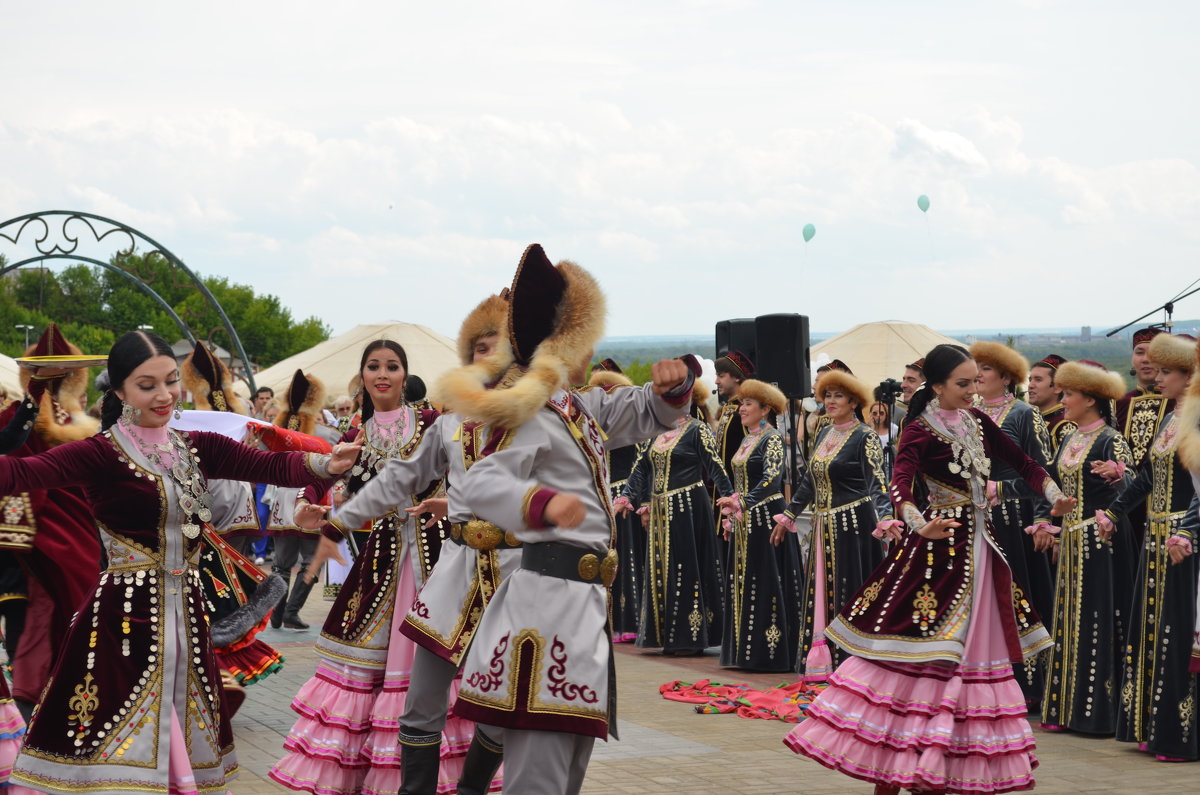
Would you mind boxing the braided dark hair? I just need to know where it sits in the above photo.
[904,344,973,426]
[100,330,176,430]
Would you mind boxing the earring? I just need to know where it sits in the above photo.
[120,401,137,423]
[930,395,942,411]
[759,420,767,428]
[173,405,183,420]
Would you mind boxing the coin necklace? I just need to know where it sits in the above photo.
[122,419,212,538]
[351,408,411,481]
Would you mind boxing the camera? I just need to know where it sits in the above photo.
[877,378,903,404]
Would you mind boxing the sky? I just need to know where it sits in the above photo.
[1,1,1197,341]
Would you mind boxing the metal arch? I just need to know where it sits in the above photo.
[0,211,256,391]
[0,254,195,344]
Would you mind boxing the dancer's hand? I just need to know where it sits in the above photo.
[770,522,788,546]
[650,359,689,395]
[303,535,346,584]
[406,497,448,528]
[327,442,364,476]
[294,502,330,529]
[917,516,959,540]
[1090,460,1122,482]
[1096,510,1116,541]
[1050,495,1077,517]
[1168,538,1194,566]
[1032,528,1056,552]
[545,494,586,528]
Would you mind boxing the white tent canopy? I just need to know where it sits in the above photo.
[249,323,460,402]
[810,321,963,391]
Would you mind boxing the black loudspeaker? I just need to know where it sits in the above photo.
[715,318,757,360]
[754,313,811,398]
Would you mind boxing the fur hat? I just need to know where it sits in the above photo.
[715,350,754,380]
[969,341,1029,385]
[18,323,90,409]
[1176,338,1200,471]
[21,323,99,446]
[274,370,326,435]
[434,244,606,428]
[1054,360,1126,402]
[814,369,873,411]
[182,340,247,414]
[738,379,786,415]
[1132,326,1163,347]
[588,370,633,389]
[593,357,623,374]
[1147,333,1196,371]
[456,293,509,367]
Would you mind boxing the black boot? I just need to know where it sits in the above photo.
[398,727,442,795]
[456,729,503,795]
[282,575,314,630]
[270,571,291,629]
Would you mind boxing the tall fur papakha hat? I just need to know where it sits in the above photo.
[1054,360,1126,402]
[457,292,510,367]
[814,368,873,411]
[1175,337,1200,471]
[434,244,606,429]
[737,379,787,415]
[969,341,1029,385]
[1147,332,1196,371]
[274,369,326,435]
[182,340,247,414]
[20,323,99,445]
[588,369,633,389]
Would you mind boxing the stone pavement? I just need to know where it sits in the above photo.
[230,597,1198,794]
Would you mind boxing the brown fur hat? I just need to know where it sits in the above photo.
[738,379,786,415]
[969,341,1029,386]
[18,323,90,410]
[182,340,247,414]
[1054,361,1126,402]
[457,293,509,367]
[1147,333,1196,371]
[588,370,633,389]
[434,244,606,428]
[274,370,326,435]
[1176,338,1200,471]
[814,369,873,411]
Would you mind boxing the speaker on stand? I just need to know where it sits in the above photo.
[753,313,811,497]
[715,318,757,361]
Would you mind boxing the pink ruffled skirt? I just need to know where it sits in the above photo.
[784,544,1037,794]
[0,697,25,786]
[270,552,480,795]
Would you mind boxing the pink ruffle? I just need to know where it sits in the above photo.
[803,638,834,684]
[0,699,25,741]
[872,519,905,540]
[1023,522,1059,537]
[1166,535,1194,554]
[773,513,797,533]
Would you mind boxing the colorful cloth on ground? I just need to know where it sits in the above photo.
[659,678,826,723]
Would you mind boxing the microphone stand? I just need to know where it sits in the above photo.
[1106,285,1200,338]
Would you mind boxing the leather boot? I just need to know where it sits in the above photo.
[398,727,442,795]
[270,571,291,629]
[455,729,503,795]
[282,575,314,630]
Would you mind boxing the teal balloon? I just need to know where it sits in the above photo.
[802,223,816,243]
[917,194,931,213]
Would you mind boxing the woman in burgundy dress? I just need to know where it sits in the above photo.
[0,331,359,795]
[784,344,1074,795]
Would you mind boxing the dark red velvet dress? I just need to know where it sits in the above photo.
[0,427,330,795]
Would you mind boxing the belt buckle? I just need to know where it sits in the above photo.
[577,553,600,582]
[600,549,618,587]
[464,519,503,551]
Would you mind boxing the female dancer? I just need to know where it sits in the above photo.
[1098,332,1200,761]
[617,378,732,655]
[270,340,448,795]
[716,379,804,672]
[970,340,1056,708]
[1034,360,1135,735]
[784,343,1074,795]
[771,368,895,682]
[1,330,357,795]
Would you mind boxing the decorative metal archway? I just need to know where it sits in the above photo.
[0,211,256,391]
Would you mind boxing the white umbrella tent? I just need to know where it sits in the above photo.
[249,323,460,401]
[810,321,963,389]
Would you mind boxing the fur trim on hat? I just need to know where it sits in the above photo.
[969,341,1029,385]
[1177,338,1200,471]
[32,390,99,447]
[1147,333,1195,371]
[18,328,90,406]
[814,369,873,411]
[588,370,633,389]
[738,379,786,415]
[1054,361,1126,402]
[182,343,247,415]
[434,255,606,429]
[457,294,509,367]
[274,372,326,435]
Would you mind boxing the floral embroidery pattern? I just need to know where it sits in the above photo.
[546,636,598,703]
[466,633,509,693]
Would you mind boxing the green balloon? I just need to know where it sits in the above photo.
[917,194,930,213]
[802,223,816,242]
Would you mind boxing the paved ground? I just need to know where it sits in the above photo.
[228,596,1198,794]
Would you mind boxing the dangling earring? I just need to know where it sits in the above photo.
[121,401,137,423]
[759,419,767,428]
[930,394,942,411]
[173,404,183,420]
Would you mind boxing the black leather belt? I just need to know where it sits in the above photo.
[448,520,521,550]
[521,541,618,586]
